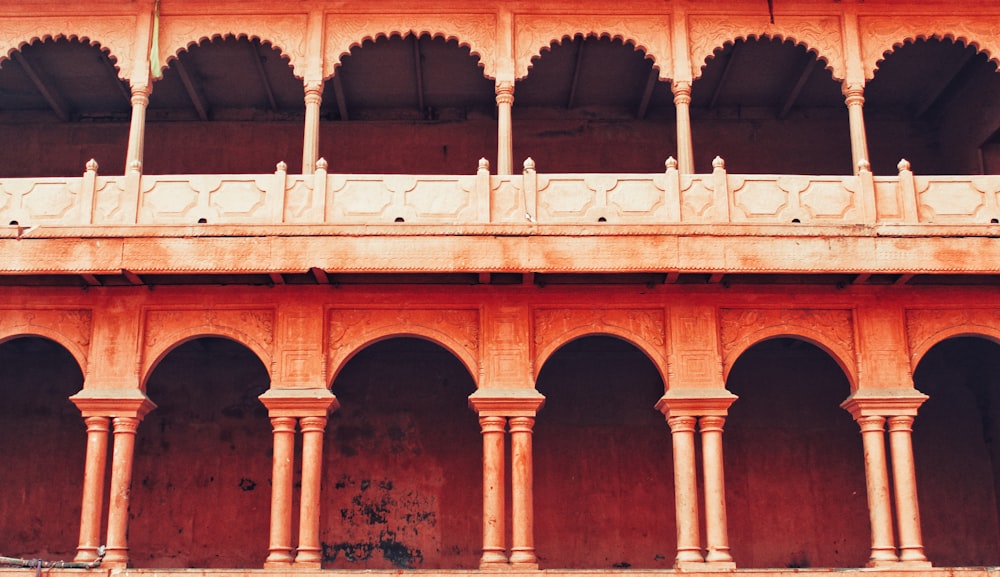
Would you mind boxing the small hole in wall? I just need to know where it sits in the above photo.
[991,218,999,224]
[9,220,18,226]
[394,217,405,223]
[197,218,207,224]
[598,217,607,222]
[791,218,801,223]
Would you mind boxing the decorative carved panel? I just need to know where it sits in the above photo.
[142,308,275,377]
[158,14,309,78]
[514,14,672,80]
[914,176,1000,223]
[326,175,480,223]
[688,14,845,81]
[906,308,1000,363]
[325,13,497,79]
[0,16,137,80]
[719,308,855,369]
[0,308,92,368]
[533,308,667,373]
[860,16,1000,80]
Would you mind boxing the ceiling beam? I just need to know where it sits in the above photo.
[852,273,871,285]
[895,273,915,285]
[310,267,329,284]
[269,273,285,285]
[174,57,209,121]
[81,274,102,287]
[664,271,680,283]
[709,42,739,111]
[332,74,349,120]
[412,35,426,117]
[11,50,70,121]
[636,68,659,119]
[99,54,132,107]
[778,56,818,119]
[709,273,726,283]
[566,38,586,109]
[914,49,977,118]
[250,39,278,112]
[121,269,144,285]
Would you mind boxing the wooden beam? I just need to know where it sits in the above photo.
[250,39,278,112]
[269,273,285,285]
[174,57,209,121]
[412,35,426,117]
[665,271,681,283]
[121,269,144,285]
[778,56,818,119]
[522,272,535,286]
[709,273,725,283]
[914,49,976,118]
[636,68,659,119]
[709,42,739,111]
[310,267,329,284]
[853,273,871,285]
[332,73,349,120]
[11,50,70,121]
[566,38,586,109]
[81,273,102,286]
[895,273,915,285]
[478,272,491,284]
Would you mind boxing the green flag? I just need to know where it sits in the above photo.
[150,0,162,79]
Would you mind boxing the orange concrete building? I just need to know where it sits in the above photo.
[1,1,999,576]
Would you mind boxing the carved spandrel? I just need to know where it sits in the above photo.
[143,309,275,365]
[534,308,666,352]
[0,16,137,81]
[0,308,92,362]
[906,308,1000,362]
[860,16,1000,80]
[719,308,855,364]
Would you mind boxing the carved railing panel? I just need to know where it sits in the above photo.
[914,175,1000,223]
[326,174,482,224]
[139,174,276,224]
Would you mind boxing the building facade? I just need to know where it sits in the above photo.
[1,1,999,576]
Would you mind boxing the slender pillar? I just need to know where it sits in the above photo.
[888,416,929,564]
[699,416,733,564]
[265,416,298,567]
[479,416,508,568]
[302,82,323,174]
[509,416,538,568]
[104,417,141,567]
[295,415,327,567]
[125,86,151,173]
[668,415,703,565]
[672,81,695,175]
[856,416,898,565]
[75,416,110,562]
[844,83,870,174]
[496,81,514,175]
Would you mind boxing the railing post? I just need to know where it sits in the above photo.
[858,159,876,224]
[522,158,537,223]
[477,158,492,223]
[664,157,681,222]
[80,159,98,225]
[897,159,919,223]
[314,158,329,223]
[712,156,730,222]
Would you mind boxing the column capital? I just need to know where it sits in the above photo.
[842,81,865,103]
[71,389,156,419]
[656,388,737,418]
[259,387,339,417]
[469,388,544,417]
[840,389,927,419]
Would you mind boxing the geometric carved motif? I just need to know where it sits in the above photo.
[688,14,846,81]
[513,14,672,80]
[905,308,1000,364]
[718,308,855,368]
[142,308,275,373]
[327,308,480,377]
[533,308,666,369]
[860,16,1000,80]
[0,16,137,80]
[0,308,93,366]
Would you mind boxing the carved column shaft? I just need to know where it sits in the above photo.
[699,416,732,564]
[672,81,694,175]
[496,81,514,176]
[509,416,538,568]
[480,416,508,568]
[888,416,928,563]
[295,416,327,567]
[668,415,703,565]
[302,83,323,175]
[125,87,150,173]
[104,417,141,567]
[265,416,298,567]
[856,416,898,565]
[76,416,110,562]
[844,84,870,174]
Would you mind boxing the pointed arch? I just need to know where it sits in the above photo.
[861,19,1000,81]
[0,17,136,81]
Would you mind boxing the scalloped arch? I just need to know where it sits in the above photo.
[157,32,298,80]
[533,330,668,387]
[1,34,126,82]
[0,330,87,377]
[141,328,273,391]
[696,34,840,82]
[518,33,665,82]
[870,34,1000,82]
[910,327,1000,373]
[328,331,480,389]
[723,329,858,391]
[325,29,492,80]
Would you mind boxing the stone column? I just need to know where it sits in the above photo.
[843,83,870,174]
[295,415,327,567]
[104,417,141,567]
[699,416,733,565]
[509,416,538,568]
[888,416,929,564]
[75,416,110,562]
[496,80,514,175]
[668,415,703,566]
[856,416,898,565]
[672,81,695,175]
[479,415,508,568]
[125,85,151,173]
[302,82,323,174]
[265,416,298,566]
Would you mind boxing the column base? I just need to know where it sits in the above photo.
[675,559,706,571]
[702,561,737,571]
[73,547,101,563]
[263,553,295,569]
[101,548,129,569]
[480,561,510,570]
[510,562,539,570]
[898,560,933,568]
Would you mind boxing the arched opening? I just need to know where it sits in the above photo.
[534,335,673,569]
[0,336,85,558]
[146,36,305,174]
[515,35,676,173]
[0,38,130,177]
[324,337,479,569]
[866,38,1000,175]
[725,338,867,568]
[323,34,496,174]
[912,336,1000,566]
[692,37,850,174]
[130,337,271,568]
